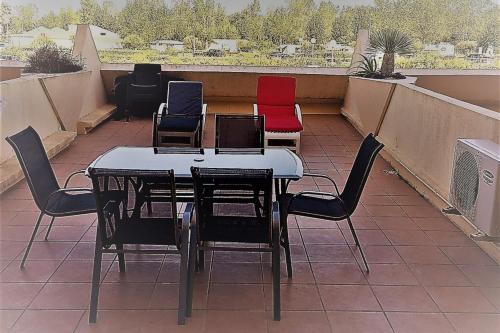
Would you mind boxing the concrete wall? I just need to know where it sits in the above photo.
[413,71,500,112]
[0,67,22,81]
[0,75,62,163]
[100,65,349,107]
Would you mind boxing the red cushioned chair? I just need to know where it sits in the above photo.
[253,76,303,153]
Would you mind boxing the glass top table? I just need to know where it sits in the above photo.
[87,147,304,180]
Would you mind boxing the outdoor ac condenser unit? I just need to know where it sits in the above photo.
[450,139,500,237]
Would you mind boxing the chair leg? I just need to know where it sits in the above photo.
[146,201,153,216]
[346,216,369,272]
[44,216,56,240]
[280,211,293,277]
[178,235,189,325]
[197,249,205,271]
[89,232,103,323]
[116,244,126,272]
[186,227,197,317]
[272,235,281,320]
[20,211,45,268]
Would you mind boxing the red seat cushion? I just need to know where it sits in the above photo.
[257,76,296,106]
[258,105,303,132]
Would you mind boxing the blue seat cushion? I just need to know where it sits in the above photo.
[158,116,200,132]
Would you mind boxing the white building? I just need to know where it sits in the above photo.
[423,42,455,57]
[9,25,122,50]
[324,40,354,54]
[208,39,240,53]
[150,40,184,52]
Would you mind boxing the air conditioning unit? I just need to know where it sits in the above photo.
[450,139,500,237]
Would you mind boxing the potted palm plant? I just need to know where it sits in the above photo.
[369,29,413,77]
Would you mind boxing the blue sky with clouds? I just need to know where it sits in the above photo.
[6,0,375,15]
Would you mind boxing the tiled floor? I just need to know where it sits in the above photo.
[1,114,499,333]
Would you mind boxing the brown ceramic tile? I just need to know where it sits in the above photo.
[74,309,152,333]
[365,205,406,217]
[301,228,346,245]
[372,286,438,312]
[0,283,43,309]
[426,286,496,313]
[207,284,265,310]
[445,313,500,333]
[342,229,390,246]
[149,283,208,310]
[355,245,403,264]
[264,284,323,311]
[10,309,84,333]
[0,260,61,282]
[390,195,429,206]
[0,309,23,331]
[104,261,162,283]
[412,217,458,231]
[386,312,455,333]
[326,311,392,333]
[401,205,443,218]
[98,283,155,310]
[396,246,451,264]
[262,261,315,284]
[211,262,263,283]
[480,287,500,311]
[29,283,91,309]
[458,265,500,287]
[425,230,477,246]
[318,285,381,311]
[0,241,28,260]
[306,244,355,263]
[36,225,90,241]
[312,262,367,284]
[373,216,420,230]
[365,264,419,285]
[409,264,471,286]
[268,311,331,333]
[20,241,75,260]
[203,310,267,333]
[440,246,497,265]
[384,230,434,246]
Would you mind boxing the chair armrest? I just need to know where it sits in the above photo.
[253,104,258,116]
[302,172,341,195]
[272,201,280,228]
[295,104,303,124]
[202,104,207,130]
[182,203,194,229]
[64,170,86,188]
[158,103,167,116]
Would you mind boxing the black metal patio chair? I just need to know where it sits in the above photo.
[126,63,163,120]
[87,168,193,325]
[153,81,206,147]
[5,126,96,268]
[279,133,384,273]
[189,167,281,320]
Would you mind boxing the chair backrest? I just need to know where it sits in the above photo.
[5,126,60,210]
[257,76,296,106]
[132,63,161,85]
[340,134,384,215]
[166,81,203,116]
[215,115,264,149]
[88,168,179,248]
[191,167,273,243]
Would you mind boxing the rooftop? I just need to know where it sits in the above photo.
[0,114,499,332]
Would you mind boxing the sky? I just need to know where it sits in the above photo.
[6,0,375,15]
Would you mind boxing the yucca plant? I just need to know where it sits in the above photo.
[369,29,413,77]
[351,54,379,77]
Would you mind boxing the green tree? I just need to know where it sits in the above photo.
[9,4,38,33]
[231,0,264,42]
[123,33,147,49]
[118,0,167,44]
[306,1,336,44]
[39,11,59,28]
[1,3,12,39]
[183,35,203,54]
[332,6,373,44]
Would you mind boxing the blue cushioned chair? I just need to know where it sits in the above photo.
[153,81,207,147]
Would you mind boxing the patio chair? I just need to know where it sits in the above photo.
[189,167,281,320]
[215,114,265,151]
[279,134,384,273]
[153,81,207,147]
[87,168,193,325]
[126,63,163,120]
[253,76,303,153]
[5,126,96,268]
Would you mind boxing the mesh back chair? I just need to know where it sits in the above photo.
[87,168,193,325]
[5,126,96,268]
[253,76,303,152]
[126,64,162,120]
[280,134,384,273]
[153,81,207,147]
[190,167,281,320]
[215,114,264,151]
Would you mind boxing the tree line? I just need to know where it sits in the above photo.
[1,0,498,50]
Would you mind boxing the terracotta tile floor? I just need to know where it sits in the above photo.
[1,114,499,333]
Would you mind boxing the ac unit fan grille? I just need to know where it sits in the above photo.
[451,150,479,221]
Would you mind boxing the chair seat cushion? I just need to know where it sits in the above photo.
[280,193,347,220]
[45,191,96,215]
[158,117,200,132]
[201,216,270,243]
[258,105,303,132]
[113,218,179,246]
